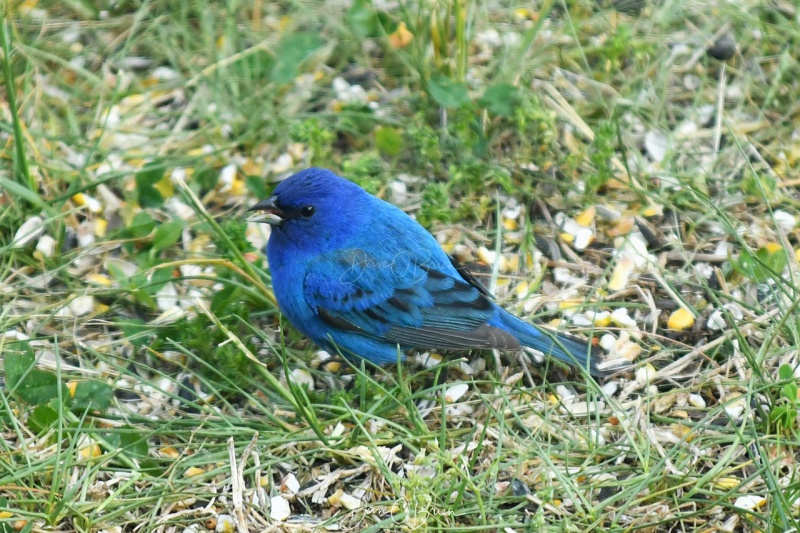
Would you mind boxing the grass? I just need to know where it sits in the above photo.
[2,0,800,531]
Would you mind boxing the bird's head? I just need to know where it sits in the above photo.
[247,168,367,248]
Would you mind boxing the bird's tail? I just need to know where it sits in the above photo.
[496,309,607,378]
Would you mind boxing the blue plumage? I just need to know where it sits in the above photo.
[248,168,605,377]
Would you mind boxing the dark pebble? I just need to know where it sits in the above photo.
[707,34,736,61]
[511,478,530,496]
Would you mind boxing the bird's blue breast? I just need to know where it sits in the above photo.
[266,234,323,342]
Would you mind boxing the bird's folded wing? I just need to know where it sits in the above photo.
[303,248,519,350]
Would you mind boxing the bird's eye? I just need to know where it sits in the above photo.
[300,205,315,218]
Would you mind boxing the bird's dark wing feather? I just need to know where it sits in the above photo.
[448,255,493,299]
[304,249,520,350]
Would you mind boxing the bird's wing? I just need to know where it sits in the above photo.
[304,248,520,350]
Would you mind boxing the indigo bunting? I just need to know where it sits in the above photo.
[248,168,607,377]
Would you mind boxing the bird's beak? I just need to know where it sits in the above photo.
[247,196,285,225]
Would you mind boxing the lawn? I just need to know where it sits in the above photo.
[2,0,800,531]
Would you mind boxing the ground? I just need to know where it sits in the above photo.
[1,0,800,531]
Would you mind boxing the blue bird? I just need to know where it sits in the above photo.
[248,168,607,378]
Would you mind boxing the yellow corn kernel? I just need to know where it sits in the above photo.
[764,242,782,254]
[79,444,102,460]
[559,299,583,310]
[607,217,634,237]
[86,273,112,286]
[94,219,108,238]
[607,258,634,291]
[575,206,596,227]
[184,467,206,478]
[230,178,246,196]
[389,22,413,48]
[160,447,180,458]
[671,423,692,440]
[505,254,520,272]
[515,281,529,298]
[592,313,612,327]
[323,361,342,373]
[641,206,660,217]
[667,308,695,330]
